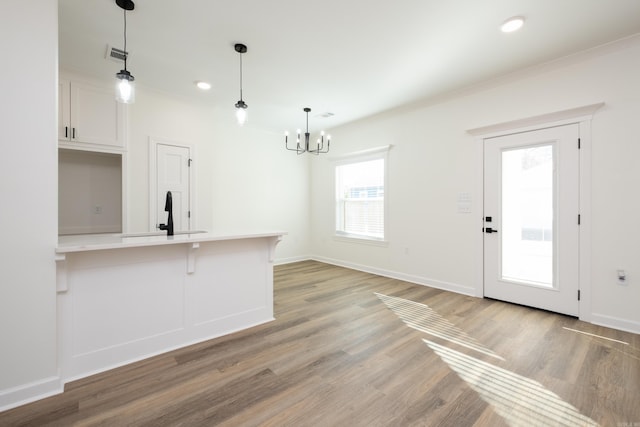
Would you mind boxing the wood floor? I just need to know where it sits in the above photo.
[2,261,639,426]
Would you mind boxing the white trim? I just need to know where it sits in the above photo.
[274,255,312,266]
[148,137,196,232]
[312,255,476,296]
[578,119,593,323]
[329,144,392,164]
[591,313,640,335]
[469,103,603,322]
[0,376,62,412]
[467,103,604,138]
[333,234,389,247]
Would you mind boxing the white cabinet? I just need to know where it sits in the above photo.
[59,79,126,148]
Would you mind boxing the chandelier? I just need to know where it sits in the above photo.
[285,108,331,155]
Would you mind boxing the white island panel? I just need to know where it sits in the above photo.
[68,245,186,357]
[57,232,284,382]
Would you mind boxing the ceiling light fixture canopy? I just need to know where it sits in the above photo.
[285,108,331,155]
[501,16,525,33]
[234,43,248,125]
[115,0,135,103]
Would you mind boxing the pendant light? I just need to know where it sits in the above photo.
[115,0,135,104]
[234,43,248,125]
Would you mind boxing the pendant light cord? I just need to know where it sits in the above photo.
[123,8,128,71]
[239,52,243,101]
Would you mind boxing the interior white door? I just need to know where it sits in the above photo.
[483,124,580,316]
[156,143,190,232]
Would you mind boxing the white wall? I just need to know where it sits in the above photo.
[310,36,640,333]
[126,89,310,261]
[208,117,311,262]
[0,0,60,408]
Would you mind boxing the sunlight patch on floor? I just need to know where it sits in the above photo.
[424,340,599,427]
[375,292,504,360]
[562,327,629,345]
[376,292,598,426]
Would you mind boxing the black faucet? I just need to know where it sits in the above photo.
[158,191,174,236]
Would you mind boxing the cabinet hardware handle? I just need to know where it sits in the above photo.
[72,128,76,139]
[65,126,68,138]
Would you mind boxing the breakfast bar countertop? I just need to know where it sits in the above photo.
[57,230,287,253]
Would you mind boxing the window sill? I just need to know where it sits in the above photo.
[333,234,389,247]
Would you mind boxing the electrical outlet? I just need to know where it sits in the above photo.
[94,206,102,214]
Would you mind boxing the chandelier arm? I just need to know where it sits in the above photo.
[318,141,330,153]
[285,136,307,154]
[285,141,304,153]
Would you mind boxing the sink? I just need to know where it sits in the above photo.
[121,230,207,238]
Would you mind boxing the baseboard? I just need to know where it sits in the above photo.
[311,255,477,297]
[274,255,312,265]
[591,313,640,335]
[0,376,63,412]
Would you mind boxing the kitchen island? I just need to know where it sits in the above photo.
[56,231,285,383]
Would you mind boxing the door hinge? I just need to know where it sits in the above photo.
[578,214,581,225]
[188,158,193,167]
[578,290,581,301]
[578,138,581,149]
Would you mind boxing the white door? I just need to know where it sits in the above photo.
[156,143,191,232]
[484,124,580,316]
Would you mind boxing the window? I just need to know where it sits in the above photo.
[335,147,389,241]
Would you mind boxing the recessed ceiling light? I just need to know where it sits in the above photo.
[195,81,211,90]
[501,16,525,33]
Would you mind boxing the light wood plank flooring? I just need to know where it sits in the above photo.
[2,260,639,426]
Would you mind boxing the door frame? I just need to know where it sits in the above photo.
[468,103,603,322]
[148,137,196,232]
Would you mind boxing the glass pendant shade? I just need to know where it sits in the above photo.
[235,100,248,125]
[116,69,135,103]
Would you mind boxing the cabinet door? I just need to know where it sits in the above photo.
[58,79,71,140]
[70,81,125,147]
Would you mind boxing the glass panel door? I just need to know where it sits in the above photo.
[483,124,579,316]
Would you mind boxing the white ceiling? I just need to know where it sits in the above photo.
[59,0,640,132]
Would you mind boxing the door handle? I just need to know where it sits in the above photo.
[485,227,498,233]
